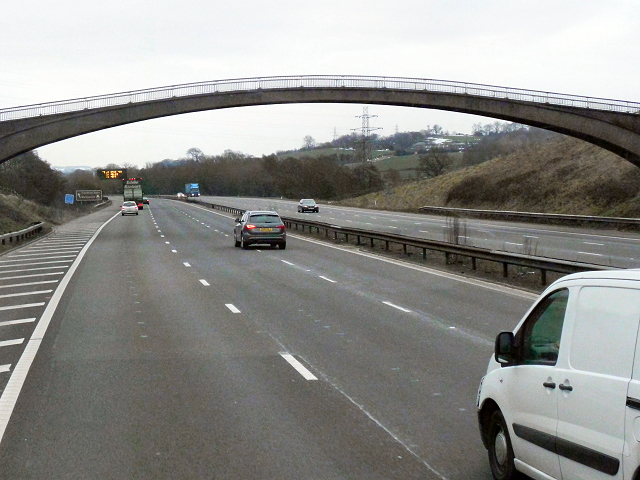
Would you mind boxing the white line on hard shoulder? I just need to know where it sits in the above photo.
[0,365,10,373]
[0,339,24,348]
[0,290,53,300]
[280,353,318,381]
[0,281,58,289]
[225,304,241,313]
[0,210,120,444]
[0,302,46,311]
[0,318,36,327]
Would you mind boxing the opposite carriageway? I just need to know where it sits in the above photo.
[0,75,639,166]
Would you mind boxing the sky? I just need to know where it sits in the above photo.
[2,0,639,169]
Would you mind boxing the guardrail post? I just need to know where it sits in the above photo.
[356,235,361,245]
[503,263,509,278]
[403,244,407,255]
[385,240,389,251]
[422,248,427,260]
[371,238,374,248]
[541,269,547,286]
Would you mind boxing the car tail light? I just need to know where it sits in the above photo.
[277,225,285,230]
[245,224,257,229]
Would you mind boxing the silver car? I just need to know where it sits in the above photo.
[298,198,319,213]
[234,211,286,250]
[121,201,139,216]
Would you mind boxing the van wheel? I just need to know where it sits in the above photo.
[487,410,520,480]
[279,242,286,250]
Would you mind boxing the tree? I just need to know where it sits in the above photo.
[186,148,204,162]
[302,135,316,150]
[419,148,451,178]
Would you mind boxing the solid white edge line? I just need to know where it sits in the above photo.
[225,304,241,313]
[280,353,318,380]
[0,210,120,445]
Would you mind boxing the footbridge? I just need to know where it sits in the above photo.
[1,75,639,166]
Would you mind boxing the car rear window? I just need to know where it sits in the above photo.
[123,202,136,206]
[249,214,281,224]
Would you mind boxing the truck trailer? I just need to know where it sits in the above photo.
[184,183,200,197]
[123,180,144,208]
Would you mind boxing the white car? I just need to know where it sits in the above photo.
[121,201,139,216]
[477,269,640,480]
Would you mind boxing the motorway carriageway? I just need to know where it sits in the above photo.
[0,199,538,479]
[209,195,640,269]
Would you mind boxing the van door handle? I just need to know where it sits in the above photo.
[543,381,556,389]
[559,383,573,391]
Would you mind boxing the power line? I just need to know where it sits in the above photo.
[352,107,382,163]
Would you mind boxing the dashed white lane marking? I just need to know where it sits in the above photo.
[225,304,241,313]
[579,252,603,256]
[0,318,36,327]
[0,339,24,348]
[165,241,170,244]
[319,276,336,283]
[199,279,210,286]
[183,262,191,267]
[281,260,295,266]
[583,242,604,246]
[0,303,46,311]
[280,353,318,381]
[0,366,10,373]
[382,301,412,313]
[171,250,177,253]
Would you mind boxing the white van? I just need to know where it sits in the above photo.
[477,269,640,480]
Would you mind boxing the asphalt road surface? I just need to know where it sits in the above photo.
[206,195,640,269]
[0,199,539,479]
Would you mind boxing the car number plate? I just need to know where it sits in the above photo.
[259,228,276,232]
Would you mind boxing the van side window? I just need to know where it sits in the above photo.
[521,289,569,366]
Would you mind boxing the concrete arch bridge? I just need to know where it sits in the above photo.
[0,75,639,166]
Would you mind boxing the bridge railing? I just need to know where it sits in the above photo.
[1,75,639,122]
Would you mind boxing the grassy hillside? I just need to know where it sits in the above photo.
[0,194,93,236]
[337,136,640,218]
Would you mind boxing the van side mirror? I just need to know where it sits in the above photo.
[495,331,515,366]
